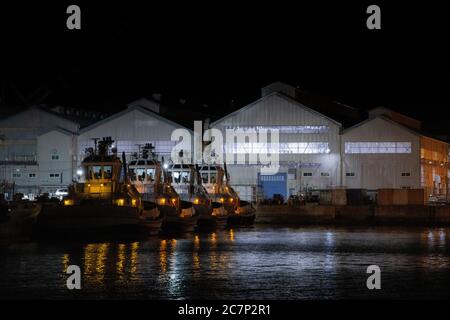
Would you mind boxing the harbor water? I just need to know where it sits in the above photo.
[1,226,450,299]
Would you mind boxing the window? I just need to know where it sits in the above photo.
[210,172,217,184]
[29,173,36,178]
[181,171,190,183]
[226,125,330,134]
[146,168,155,182]
[12,173,21,178]
[345,142,412,154]
[226,142,330,154]
[201,172,209,184]
[172,171,181,183]
[346,172,355,177]
[103,166,113,179]
[135,168,146,182]
[303,172,313,177]
[49,173,60,178]
[51,155,60,160]
[321,172,330,177]
[401,172,411,177]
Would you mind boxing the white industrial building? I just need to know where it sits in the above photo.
[342,107,449,197]
[209,82,343,201]
[77,101,192,165]
[210,83,449,202]
[0,107,79,199]
[0,82,448,202]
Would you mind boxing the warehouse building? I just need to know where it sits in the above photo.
[209,82,344,201]
[77,101,192,165]
[342,107,449,198]
[209,83,449,202]
[0,106,79,198]
[1,83,448,203]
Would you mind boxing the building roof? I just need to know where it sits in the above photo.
[79,104,193,134]
[341,114,449,144]
[0,105,80,129]
[210,91,342,128]
[38,127,77,137]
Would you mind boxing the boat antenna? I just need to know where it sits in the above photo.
[195,164,202,185]
[121,151,127,182]
[91,138,100,154]
[224,161,229,184]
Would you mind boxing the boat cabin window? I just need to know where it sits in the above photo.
[86,165,112,180]
[146,168,155,182]
[136,168,146,182]
[210,172,217,184]
[103,166,113,179]
[172,171,181,183]
[201,172,208,184]
[181,171,190,183]
[91,166,102,179]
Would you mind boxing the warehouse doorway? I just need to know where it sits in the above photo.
[258,173,287,201]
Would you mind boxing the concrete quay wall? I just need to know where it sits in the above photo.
[255,204,450,226]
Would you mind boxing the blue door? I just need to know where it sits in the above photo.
[258,173,287,200]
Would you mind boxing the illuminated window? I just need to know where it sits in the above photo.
[345,142,411,154]
[226,142,330,154]
[103,166,113,179]
[135,168,146,182]
[172,171,181,183]
[146,168,155,181]
[181,171,190,183]
[226,125,330,134]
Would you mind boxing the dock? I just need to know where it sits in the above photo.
[255,204,450,226]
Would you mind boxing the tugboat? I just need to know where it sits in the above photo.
[168,163,227,230]
[36,137,145,235]
[128,144,198,233]
[199,163,256,227]
[0,194,41,238]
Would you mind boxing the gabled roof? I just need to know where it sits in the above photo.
[0,106,80,128]
[38,127,77,137]
[79,105,192,134]
[210,92,342,128]
[341,114,449,144]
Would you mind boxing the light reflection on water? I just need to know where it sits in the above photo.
[1,226,450,299]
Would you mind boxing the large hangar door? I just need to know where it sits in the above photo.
[258,173,287,200]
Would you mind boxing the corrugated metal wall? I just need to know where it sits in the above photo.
[78,108,183,160]
[211,93,342,196]
[342,117,421,190]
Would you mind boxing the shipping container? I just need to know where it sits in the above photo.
[407,189,425,205]
[393,189,408,205]
[377,189,394,206]
[332,189,347,206]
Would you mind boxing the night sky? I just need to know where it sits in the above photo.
[1,2,449,133]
